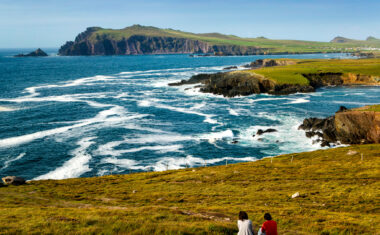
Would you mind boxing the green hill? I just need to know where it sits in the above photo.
[1,144,379,234]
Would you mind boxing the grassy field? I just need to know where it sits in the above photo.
[355,104,380,112]
[247,58,380,85]
[1,144,379,234]
[86,25,380,54]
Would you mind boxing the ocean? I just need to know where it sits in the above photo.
[1,49,379,180]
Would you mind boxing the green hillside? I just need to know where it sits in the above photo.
[1,144,379,234]
[249,58,380,85]
[86,25,380,53]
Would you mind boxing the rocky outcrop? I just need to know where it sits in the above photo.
[58,27,264,56]
[299,106,380,146]
[243,59,297,68]
[303,72,379,87]
[170,71,314,97]
[15,48,48,57]
[2,176,26,186]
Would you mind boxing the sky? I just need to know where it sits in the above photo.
[0,0,379,48]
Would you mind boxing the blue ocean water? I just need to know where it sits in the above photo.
[0,49,379,180]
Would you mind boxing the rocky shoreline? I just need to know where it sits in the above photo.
[299,106,380,147]
[169,58,380,97]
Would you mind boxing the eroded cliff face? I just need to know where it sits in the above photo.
[58,28,263,56]
[335,110,380,144]
[303,73,380,87]
[299,107,380,146]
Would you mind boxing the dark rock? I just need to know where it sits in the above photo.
[257,129,264,135]
[321,141,331,147]
[15,48,48,57]
[269,84,315,95]
[303,73,344,88]
[223,66,238,70]
[257,128,278,135]
[2,176,26,186]
[337,106,348,113]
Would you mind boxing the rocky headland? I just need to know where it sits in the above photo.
[58,26,264,56]
[14,48,48,57]
[299,105,380,147]
[170,58,380,97]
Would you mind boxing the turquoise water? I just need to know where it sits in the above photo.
[1,50,379,180]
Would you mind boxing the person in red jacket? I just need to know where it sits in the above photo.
[258,213,277,235]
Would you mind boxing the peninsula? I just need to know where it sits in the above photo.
[58,25,380,56]
[170,58,380,96]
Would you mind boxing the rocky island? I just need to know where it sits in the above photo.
[58,25,380,56]
[14,48,48,57]
[170,58,380,97]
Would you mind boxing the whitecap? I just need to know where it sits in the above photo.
[1,153,26,170]
[34,137,96,180]
[228,108,239,116]
[286,98,310,104]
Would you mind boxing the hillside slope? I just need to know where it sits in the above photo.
[58,25,380,56]
[1,145,379,234]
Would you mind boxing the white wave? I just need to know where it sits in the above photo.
[102,155,257,172]
[286,98,310,104]
[124,134,194,144]
[96,140,183,157]
[248,97,289,103]
[1,153,26,170]
[21,75,117,99]
[228,108,239,116]
[0,105,147,148]
[199,130,234,143]
[34,137,96,180]
[0,106,15,111]
[332,101,378,105]
[190,102,206,110]
[237,113,321,152]
[118,67,192,75]
[138,99,218,124]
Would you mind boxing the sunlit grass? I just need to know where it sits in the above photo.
[247,58,380,85]
[1,144,379,234]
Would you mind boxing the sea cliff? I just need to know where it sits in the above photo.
[58,26,263,56]
[300,105,380,146]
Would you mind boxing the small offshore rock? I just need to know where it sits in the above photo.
[15,48,48,57]
[2,176,26,186]
[257,128,277,135]
[223,66,238,70]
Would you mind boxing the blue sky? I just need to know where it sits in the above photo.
[0,0,379,48]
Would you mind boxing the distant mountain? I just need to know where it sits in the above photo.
[366,36,379,41]
[58,25,380,56]
[330,36,353,43]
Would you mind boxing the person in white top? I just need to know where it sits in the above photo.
[237,211,254,235]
